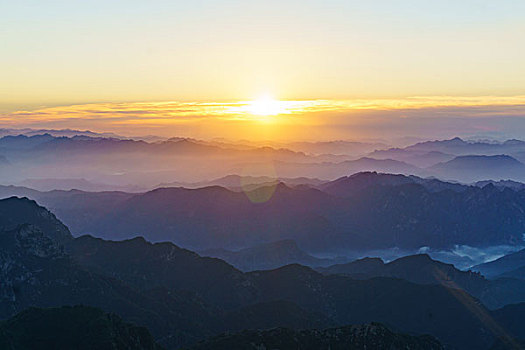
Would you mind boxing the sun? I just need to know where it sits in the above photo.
[247,95,286,116]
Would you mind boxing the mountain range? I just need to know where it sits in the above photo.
[158,174,325,192]
[1,196,525,349]
[318,254,525,309]
[2,172,525,254]
[429,155,525,183]
[473,249,525,280]
[4,134,525,189]
[200,240,341,272]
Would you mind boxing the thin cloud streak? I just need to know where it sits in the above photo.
[2,96,525,141]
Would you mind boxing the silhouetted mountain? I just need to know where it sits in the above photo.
[473,249,525,279]
[0,134,56,150]
[430,155,525,182]
[319,257,385,275]
[5,134,525,191]
[18,178,146,192]
[201,240,337,271]
[0,134,314,161]
[69,231,516,347]
[406,137,525,157]
[70,184,344,251]
[0,127,123,139]
[319,172,415,196]
[246,264,514,349]
[0,197,72,244]
[1,134,358,188]
[0,306,163,350]
[188,323,443,350]
[1,197,525,349]
[0,197,331,348]
[270,157,424,180]
[319,254,525,309]
[409,176,468,192]
[320,254,484,285]
[286,140,389,156]
[0,187,137,233]
[159,175,325,191]
[342,157,423,175]
[476,180,525,191]
[320,171,469,196]
[0,222,221,347]
[368,148,455,168]
[3,172,525,252]
[66,235,254,308]
[364,137,525,182]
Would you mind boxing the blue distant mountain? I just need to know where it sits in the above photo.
[430,155,525,182]
[3,171,525,253]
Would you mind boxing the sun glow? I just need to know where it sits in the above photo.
[247,95,287,116]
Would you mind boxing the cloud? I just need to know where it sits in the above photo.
[1,96,525,141]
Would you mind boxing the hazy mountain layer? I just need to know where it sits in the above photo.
[4,134,525,189]
[2,172,525,253]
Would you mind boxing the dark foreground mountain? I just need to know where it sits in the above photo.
[66,235,518,348]
[489,337,525,350]
[0,221,214,347]
[318,254,525,309]
[1,197,525,349]
[0,306,163,350]
[0,196,72,244]
[188,323,443,350]
[319,254,486,288]
[0,198,330,348]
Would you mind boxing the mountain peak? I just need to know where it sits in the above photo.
[449,136,465,143]
[391,253,434,264]
[0,197,73,243]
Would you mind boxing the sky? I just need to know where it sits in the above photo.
[2,1,525,141]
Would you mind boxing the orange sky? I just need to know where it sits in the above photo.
[2,96,525,142]
[2,1,525,113]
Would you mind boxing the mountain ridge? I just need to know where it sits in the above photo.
[1,197,525,348]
